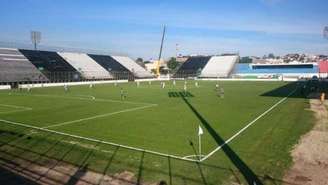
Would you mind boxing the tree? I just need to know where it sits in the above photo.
[136,58,145,67]
[151,69,157,74]
[167,57,180,71]
[239,57,253,63]
[268,53,275,59]
[136,58,143,63]
[159,66,168,75]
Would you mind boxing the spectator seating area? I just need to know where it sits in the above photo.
[0,48,153,84]
[1,47,241,84]
[19,49,79,82]
[200,56,239,78]
[174,56,211,77]
[174,55,239,78]
[0,48,48,83]
[58,52,113,80]
[88,54,133,79]
[111,56,153,78]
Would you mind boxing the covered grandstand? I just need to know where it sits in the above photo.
[111,56,153,78]
[58,52,113,80]
[174,56,211,78]
[0,48,153,85]
[200,55,239,78]
[88,54,133,80]
[19,49,80,82]
[174,55,239,78]
[0,48,48,84]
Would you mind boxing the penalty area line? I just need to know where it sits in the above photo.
[0,118,199,163]
[0,103,33,114]
[200,88,297,162]
[43,104,157,129]
[9,93,156,106]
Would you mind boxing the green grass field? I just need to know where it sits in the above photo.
[0,80,314,184]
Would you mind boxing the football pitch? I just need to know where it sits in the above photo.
[0,80,314,184]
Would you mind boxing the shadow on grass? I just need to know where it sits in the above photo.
[0,166,38,185]
[168,91,194,98]
[0,134,137,185]
[65,165,88,185]
[261,81,328,99]
[189,141,208,185]
[180,93,263,185]
[261,82,302,98]
[0,121,297,185]
[97,146,119,185]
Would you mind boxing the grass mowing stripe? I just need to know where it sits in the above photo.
[43,104,158,129]
[200,88,298,162]
[0,119,199,163]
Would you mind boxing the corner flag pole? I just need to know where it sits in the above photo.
[198,126,203,160]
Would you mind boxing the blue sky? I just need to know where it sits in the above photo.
[0,0,327,59]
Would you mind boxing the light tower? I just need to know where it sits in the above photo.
[31,31,41,50]
[156,25,166,77]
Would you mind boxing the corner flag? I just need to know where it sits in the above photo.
[198,126,203,136]
[198,126,204,160]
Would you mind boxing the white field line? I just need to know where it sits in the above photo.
[10,93,157,106]
[0,103,32,110]
[0,118,198,162]
[182,154,205,159]
[44,104,157,129]
[200,88,297,162]
[6,92,158,133]
[74,94,96,100]
[0,104,32,114]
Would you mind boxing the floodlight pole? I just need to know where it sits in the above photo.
[31,31,41,51]
[158,25,166,61]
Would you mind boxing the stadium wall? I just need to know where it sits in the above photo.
[0,85,11,90]
[18,80,128,89]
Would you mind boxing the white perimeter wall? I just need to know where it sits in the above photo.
[0,85,11,90]
[19,80,128,89]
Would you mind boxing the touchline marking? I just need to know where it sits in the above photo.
[182,154,205,160]
[43,104,157,129]
[200,88,297,162]
[73,94,96,100]
[0,118,198,162]
[0,103,32,110]
[0,104,32,114]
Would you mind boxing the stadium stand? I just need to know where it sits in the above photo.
[200,55,239,78]
[111,56,153,78]
[88,54,133,79]
[58,52,113,80]
[174,56,211,78]
[19,49,79,82]
[0,48,48,83]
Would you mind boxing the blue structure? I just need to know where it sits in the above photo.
[234,63,318,74]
